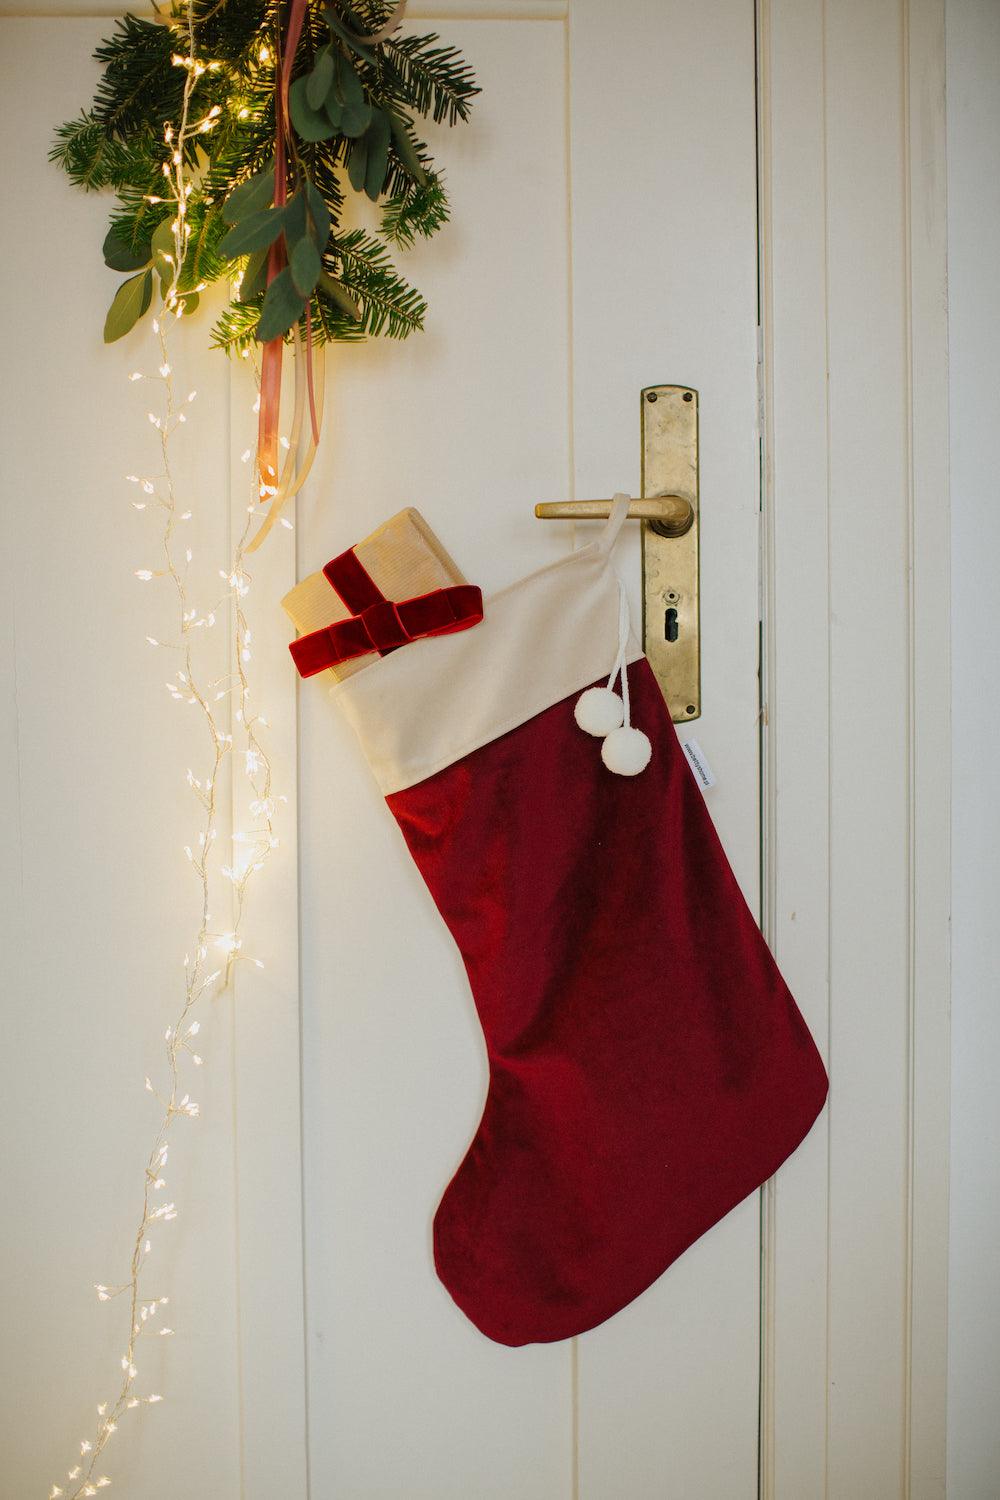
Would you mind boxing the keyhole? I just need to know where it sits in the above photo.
[664,606,679,643]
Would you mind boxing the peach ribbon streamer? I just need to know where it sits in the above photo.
[247,324,326,553]
[256,0,309,496]
[356,0,408,44]
[253,0,408,541]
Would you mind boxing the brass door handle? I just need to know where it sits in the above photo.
[534,495,694,538]
[533,385,701,722]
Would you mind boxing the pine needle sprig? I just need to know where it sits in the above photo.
[193,0,274,65]
[380,33,480,126]
[90,16,190,141]
[380,173,450,248]
[332,227,427,336]
[51,113,159,191]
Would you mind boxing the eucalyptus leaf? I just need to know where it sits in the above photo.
[219,205,286,259]
[348,135,368,193]
[290,237,322,297]
[323,93,345,131]
[336,61,369,134]
[319,270,361,321]
[103,269,153,343]
[388,112,428,186]
[289,75,335,142]
[283,190,308,250]
[151,217,175,254]
[307,47,335,110]
[331,49,348,108]
[222,160,275,224]
[103,226,151,272]
[341,99,372,138]
[256,266,306,343]
[339,55,365,108]
[364,110,391,200]
[177,290,200,317]
[305,180,331,247]
[151,215,177,296]
[238,245,270,303]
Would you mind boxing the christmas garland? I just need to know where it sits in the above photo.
[53,0,477,509]
[52,0,477,352]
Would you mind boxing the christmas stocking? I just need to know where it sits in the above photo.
[304,495,829,1346]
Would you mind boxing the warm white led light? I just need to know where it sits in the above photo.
[51,16,280,1495]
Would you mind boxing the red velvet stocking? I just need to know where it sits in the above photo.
[325,498,829,1346]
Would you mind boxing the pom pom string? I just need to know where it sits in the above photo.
[574,573,652,776]
[610,576,632,730]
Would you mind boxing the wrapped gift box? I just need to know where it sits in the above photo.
[282,507,468,681]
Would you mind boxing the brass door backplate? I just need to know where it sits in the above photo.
[641,385,700,722]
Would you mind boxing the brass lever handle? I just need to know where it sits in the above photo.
[534,494,694,538]
[534,383,700,722]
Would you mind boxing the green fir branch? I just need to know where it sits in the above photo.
[90,16,187,140]
[379,172,449,248]
[332,228,426,336]
[50,112,159,191]
[380,32,479,125]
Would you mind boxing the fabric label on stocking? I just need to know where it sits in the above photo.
[328,496,829,1346]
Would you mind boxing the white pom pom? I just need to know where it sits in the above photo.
[601,725,652,776]
[575,686,624,737]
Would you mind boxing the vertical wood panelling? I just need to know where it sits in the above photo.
[825,3,914,1489]
[228,359,309,1499]
[296,22,576,1497]
[568,3,765,1495]
[1,22,243,1497]
[762,0,950,1493]
[903,0,950,1493]
[759,0,834,1490]
[945,4,1000,1495]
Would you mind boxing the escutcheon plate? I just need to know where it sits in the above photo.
[641,385,700,722]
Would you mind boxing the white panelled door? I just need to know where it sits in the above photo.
[2,0,951,1495]
[297,3,763,1496]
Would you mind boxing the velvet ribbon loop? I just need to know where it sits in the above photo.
[323,546,386,613]
[290,581,483,677]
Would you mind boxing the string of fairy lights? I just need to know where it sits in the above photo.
[49,9,287,1497]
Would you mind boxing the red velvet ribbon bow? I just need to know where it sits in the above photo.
[289,546,484,678]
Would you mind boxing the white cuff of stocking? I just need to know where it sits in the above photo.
[328,540,644,796]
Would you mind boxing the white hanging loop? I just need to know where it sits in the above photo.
[595,492,632,555]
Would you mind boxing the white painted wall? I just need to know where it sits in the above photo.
[946,1,1000,1495]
